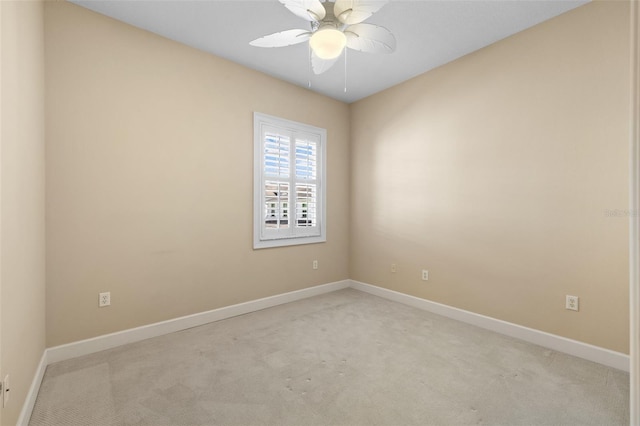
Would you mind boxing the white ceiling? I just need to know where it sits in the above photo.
[69,0,589,103]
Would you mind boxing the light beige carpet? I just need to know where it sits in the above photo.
[30,289,629,425]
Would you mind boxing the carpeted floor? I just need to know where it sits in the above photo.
[29,289,629,425]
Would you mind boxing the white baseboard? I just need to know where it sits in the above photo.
[16,351,48,426]
[47,280,350,364]
[20,280,348,424]
[350,280,630,372]
[21,278,630,425]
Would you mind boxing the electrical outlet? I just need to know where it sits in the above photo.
[566,295,579,311]
[312,260,318,270]
[2,375,9,407]
[99,292,111,307]
[391,263,397,273]
[422,270,429,281]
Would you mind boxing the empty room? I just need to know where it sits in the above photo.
[1,0,639,424]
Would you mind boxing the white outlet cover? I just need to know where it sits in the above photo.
[99,292,111,307]
[566,295,579,311]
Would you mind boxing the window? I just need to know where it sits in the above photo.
[254,113,326,249]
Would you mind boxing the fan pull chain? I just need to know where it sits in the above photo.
[344,48,348,93]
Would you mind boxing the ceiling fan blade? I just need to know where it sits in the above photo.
[250,29,312,48]
[311,51,340,75]
[334,0,387,25]
[279,0,326,22]
[345,23,396,53]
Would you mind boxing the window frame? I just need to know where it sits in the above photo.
[253,112,327,249]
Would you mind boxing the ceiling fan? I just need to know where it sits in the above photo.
[250,0,396,75]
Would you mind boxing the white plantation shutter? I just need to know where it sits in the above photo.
[263,130,290,232]
[254,113,326,249]
[295,139,317,228]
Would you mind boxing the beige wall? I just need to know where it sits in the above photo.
[44,2,350,347]
[44,0,630,354]
[350,1,630,353]
[1,0,46,424]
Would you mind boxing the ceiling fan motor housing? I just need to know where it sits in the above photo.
[309,2,348,60]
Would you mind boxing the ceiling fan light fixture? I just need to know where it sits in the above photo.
[251,0,394,74]
[309,27,346,60]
